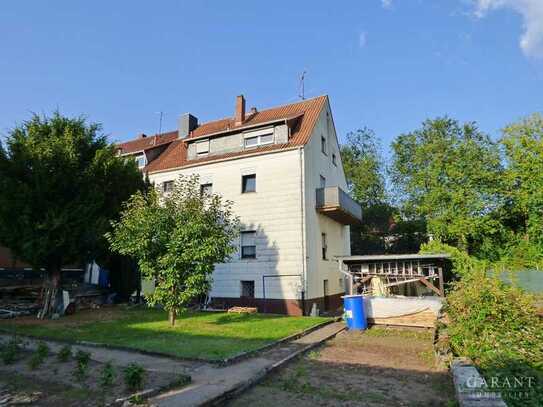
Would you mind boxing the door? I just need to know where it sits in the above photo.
[323,279,329,311]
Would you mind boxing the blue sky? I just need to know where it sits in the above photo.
[1,0,542,154]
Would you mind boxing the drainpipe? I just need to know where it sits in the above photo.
[299,147,307,315]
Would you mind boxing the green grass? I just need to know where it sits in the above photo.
[2,308,328,361]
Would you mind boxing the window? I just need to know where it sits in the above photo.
[241,231,256,259]
[320,175,326,189]
[196,140,209,156]
[332,153,337,166]
[243,129,274,148]
[162,181,174,193]
[200,183,212,196]
[321,135,327,155]
[321,233,327,260]
[135,154,146,168]
[242,174,256,193]
[241,281,255,298]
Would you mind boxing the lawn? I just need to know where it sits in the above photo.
[0,306,329,361]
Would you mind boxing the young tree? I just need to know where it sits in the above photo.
[390,117,504,252]
[0,113,144,317]
[106,175,240,326]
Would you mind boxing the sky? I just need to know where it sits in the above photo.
[1,0,542,154]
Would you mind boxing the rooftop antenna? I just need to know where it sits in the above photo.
[298,70,307,100]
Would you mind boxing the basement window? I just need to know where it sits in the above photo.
[241,231,256,259]
[241,281,255,298]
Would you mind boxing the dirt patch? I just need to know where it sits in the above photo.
[228,327,456,407]
[0,339,189,406]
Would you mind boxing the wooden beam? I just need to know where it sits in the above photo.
[419,277,443,296]
[438,267,444,296]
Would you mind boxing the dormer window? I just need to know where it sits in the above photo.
[135,154,146,168]
[243,128,274,149]
[196,139,209,156]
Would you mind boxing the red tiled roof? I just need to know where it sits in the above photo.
[117,131,178,155]
[123,95,327,173]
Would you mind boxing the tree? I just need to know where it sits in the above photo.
[0,113,145,317]
[500,113,543,267]
[390,117,504,252]
[106,175,240,326]
[340,127,387,208]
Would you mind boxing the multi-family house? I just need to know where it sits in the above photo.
[117,95,361,315]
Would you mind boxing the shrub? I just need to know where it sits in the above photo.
[123,363,146,390]
[73,350,92,382]
[57,344,72,362]
[99,361,116,387]
[1,336,22,365]
[27,342,50,369]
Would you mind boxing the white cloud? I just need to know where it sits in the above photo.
[381,0,393,9]
[473,0,543,58]
[359,32,367,48]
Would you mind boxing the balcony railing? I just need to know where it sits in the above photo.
[315,186,362,225]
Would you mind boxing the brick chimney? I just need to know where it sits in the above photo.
[235,95,246,126]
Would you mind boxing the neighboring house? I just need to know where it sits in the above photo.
[117,95,361,315]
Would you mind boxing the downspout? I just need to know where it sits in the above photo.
[299,147,307,315]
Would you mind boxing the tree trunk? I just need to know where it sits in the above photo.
[169,309,177,326]
[38,266,61,319]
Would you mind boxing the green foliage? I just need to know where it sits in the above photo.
[1,336,22,365]
[341,127,386,207]
[99,361,116,387]
[123,363,146,390]
[500,113,543,269]
[107,174,240,325]
[0,112,144,279]
[57,344,72,362]
[429,242,543,405]
[391,117,504,251]
[73,350,91,382]
[28,342,50,369]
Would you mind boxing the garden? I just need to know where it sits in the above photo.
[0,306,329,361]
[0,335,189,406]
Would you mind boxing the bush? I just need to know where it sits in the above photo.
[73,350,92,382]
[123,363,146,390]
[1,336,22,365]
[57,344,72,362]
[27,342,50,369]
[99,361,116,387]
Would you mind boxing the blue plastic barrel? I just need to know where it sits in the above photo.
[342,295,367,330]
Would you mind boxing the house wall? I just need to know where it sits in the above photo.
[148,148,305,306]
[303,101,351,308]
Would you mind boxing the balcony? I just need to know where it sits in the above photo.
[315,187,362,225]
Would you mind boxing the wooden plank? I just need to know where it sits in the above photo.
[367,309,437,328]
[419,277,443,296]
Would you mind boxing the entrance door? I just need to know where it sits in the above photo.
[323,279,329,311]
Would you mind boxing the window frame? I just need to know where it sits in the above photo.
[241,230,257,259]
[200,183,213,196]
[241,174,256,193]
[321,233,328,260]
[196,139,210,156]
[162,180,174,193]
[240,280,255,298]
[332,153,337,166]
[135,154,146,168]
[321,135,327,155]
[243,128,274,149]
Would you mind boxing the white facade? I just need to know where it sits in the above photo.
[127,96,358,315]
